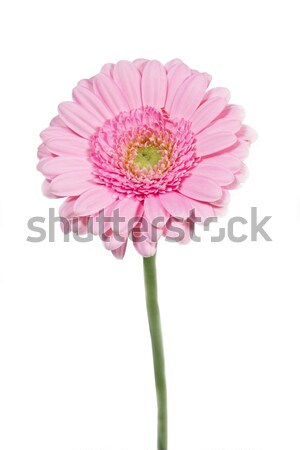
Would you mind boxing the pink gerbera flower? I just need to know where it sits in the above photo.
[38,58,256,258]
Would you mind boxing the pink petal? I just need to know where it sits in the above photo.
[237,125,257,143]
[100,201,121,234]
[213,205,228,218]
[40,126,74,143]
[192,163,234,186]
[178,174,222,202]
[219,104,245,121]
[37,144,52,160]
[189,199,214,220]
[50,115,67,127]
[100,63,115,78]
[58,101,99,138]
[111,197,141,237]
[159,192,193,219]
[45,136,90,156]
[224,178,240,190]
[133,59,148,73]
[50,172,95,196]
[191,97,227,134]
[90,201,119,236]
[42,179,61,199]
[72,85,113,122]
[72,216,90,235]
[143,196,169,227]
[169,73,207,119]
[165,62,192,112]
[191,70,212,88]
[142,60,167,109]
[41,156,92,178]
[202,72,212,87]
[235,163,249,183]
[37,157,54,176]
[74,186,114,216]
[145,223,164,242]
[164,219,192,244]
[202,154,242,172]
[203,87,231,103]
[88,216,100,237]
[93,73,129,116]
[204,118,242,134]
[133,233,157,257]
[112,240,128,259]
[77,78,93,91]
[114,61,142,109]
[211,189,230,207]
[165,59,183,71]
[102,229,126,251]
[196,133,237,157]
[59,197,76,218]
[230,141,250,159]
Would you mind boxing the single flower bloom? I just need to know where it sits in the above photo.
[38,59,256,258]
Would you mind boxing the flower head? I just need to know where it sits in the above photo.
[38,59,256,258]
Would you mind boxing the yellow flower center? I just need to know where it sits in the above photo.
[133,146,163,169]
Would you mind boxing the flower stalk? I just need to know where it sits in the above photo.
[143,254,167,450]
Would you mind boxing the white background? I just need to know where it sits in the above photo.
[0,1,299,449]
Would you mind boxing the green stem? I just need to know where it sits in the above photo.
[143,254,167,450]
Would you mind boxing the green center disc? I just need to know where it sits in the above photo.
[133,146,162,169]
